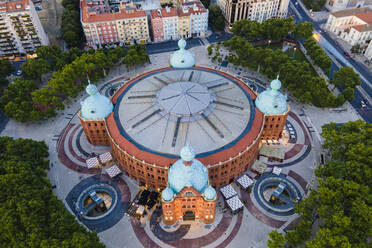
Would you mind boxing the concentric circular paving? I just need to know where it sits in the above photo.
[253,173,302,216]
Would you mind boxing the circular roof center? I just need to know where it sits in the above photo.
[157,82,211,117]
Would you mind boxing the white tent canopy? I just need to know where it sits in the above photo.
[220,184,237,199]
[237,174,254,189]
[86,157,100,169]
[106,164,122,178]
[226,195,244,212]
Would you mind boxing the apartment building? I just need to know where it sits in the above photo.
[0,0,49,58]
[187,1,208,37]
[216,0,289,27]
[81,0,149,46]
[326,7,372,46]
[149,0,208,42]
[161,7,178,40]
[150,9,164,42]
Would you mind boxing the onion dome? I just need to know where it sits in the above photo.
[170,39,195,68]
[203,185,216,201]
[161,187,174,202]
[255,75,288,115]
[81,82,113,120]
[168,145,209,194]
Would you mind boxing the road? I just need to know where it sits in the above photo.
[290,0,372,122]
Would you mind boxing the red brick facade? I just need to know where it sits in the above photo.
[162,187,216,225]
[261,110,289,140]
[79,113,110,145]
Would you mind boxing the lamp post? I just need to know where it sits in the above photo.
[268,40,271,47]
[292,47,297,59]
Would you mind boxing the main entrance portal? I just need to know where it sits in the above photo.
[183,211,195,221]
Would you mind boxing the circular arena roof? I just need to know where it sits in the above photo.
[106,67,264,166]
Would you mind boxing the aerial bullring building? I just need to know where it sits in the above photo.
[79,39,289,192]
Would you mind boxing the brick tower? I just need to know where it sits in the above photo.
[79,81,113,145]
[255,76,289,140]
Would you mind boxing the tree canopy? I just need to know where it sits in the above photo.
[268,120,372,248]
[231,18,297,41]
[61,0,84,48]
[294,22,314,39]
[222,36,338,107]
[208,5,225,32]
[304,37,332,73]
[0,58,14,78]
[21,58,51,80]
[0,136,105,248]
[1,46,129,123]
[121,44,149,67]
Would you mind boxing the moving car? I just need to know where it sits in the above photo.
[360,100,367,109]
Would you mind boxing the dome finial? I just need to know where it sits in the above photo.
[178,38,186,50]
[86,81,98,96]
[270,76,281,91]
[180,144,195,162]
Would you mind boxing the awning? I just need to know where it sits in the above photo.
[220,184,237,199]
[259,144,285,160]
[86,157,100,169]
[106,164,122,178]
[226,195,244,212]
[236,174,254,189]
[99,152,113,164]
[251,160,267,174]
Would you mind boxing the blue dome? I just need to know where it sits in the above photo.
[168,159,209,194]
[170,39,195,68]
[81,84,113,120]
[255,77,288,115]
[203,185,216,200]
[161,187,174,202]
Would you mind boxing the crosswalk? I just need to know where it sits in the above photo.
[199,37,209,46]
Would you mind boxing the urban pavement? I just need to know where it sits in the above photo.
[0,44,362,248]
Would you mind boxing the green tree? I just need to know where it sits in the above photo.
[21,58,52,80]
[331,66,361,89]
[0,58,14,77]
[121,44,149,67]
[208,5,225,31]
[0,137,105,248]
[200,0,210,8]
[268,120,372,247]
[294,22,313,39]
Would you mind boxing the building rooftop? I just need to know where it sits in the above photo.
[161,7,178,17]
[81,0,147,23]
[0,0,29,12]
[255,76,288,115]
[351,23,372,32]
[80,83,113,120]
[331,7,372,18]
[355,11,372,24]
[170,39,195,68]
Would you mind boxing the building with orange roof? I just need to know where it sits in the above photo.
[216,0,289,27]
[326,7,372,47]
[81,0,149,47]
[0,0,49,58]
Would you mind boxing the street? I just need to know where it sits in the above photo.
[290,0,372,122]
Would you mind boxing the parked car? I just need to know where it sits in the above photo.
[16,69,22,76]
[344,52,350,56]
[363,98,369,105]
[360,100,367,108]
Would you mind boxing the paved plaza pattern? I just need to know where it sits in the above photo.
[0,47,361,248]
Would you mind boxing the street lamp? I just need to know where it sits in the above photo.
[292,47,297,59]
[268,40,271,47]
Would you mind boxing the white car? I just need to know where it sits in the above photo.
[16,69,22,76]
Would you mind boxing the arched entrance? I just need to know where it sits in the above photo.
[183,211,195,221]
